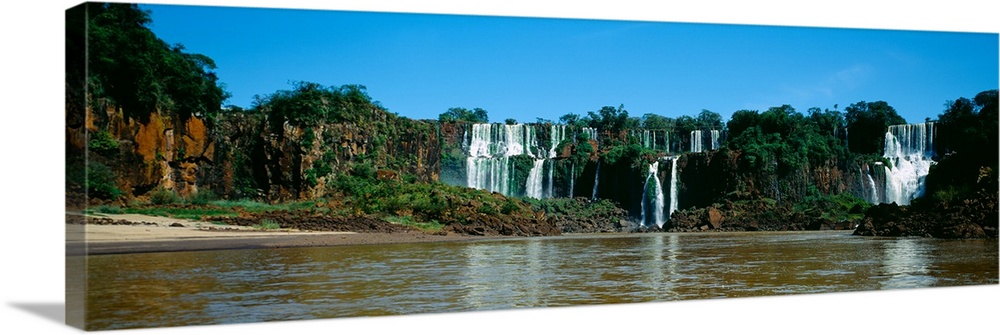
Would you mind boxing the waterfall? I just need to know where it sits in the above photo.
[690,130,703,152]
[525,159,546,199]
[466,123,538,196]
[865,169,879,204]
[882,122,936,205]
[591,160,601,200]
[546,125,567,198]
[581,127,599,143]
[546,161,555,198]
[569,163,575,197]
[640,161,665,228]
[466,123,574,199]
[859,167,880,204]
[668,157,679,217]
[665,131,671,153]
[710,130,720,150]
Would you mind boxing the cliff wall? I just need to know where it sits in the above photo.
[69,104,441,202]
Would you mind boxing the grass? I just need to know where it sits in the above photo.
[253,219,281,230]
[122,207,239,220]
[208,198,329,213]
[384,215,445,231]
[87,198,332,221]
[88,204,124,215]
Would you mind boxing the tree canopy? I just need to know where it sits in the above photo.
[439,107,489,123]
[844,101,906,155]
[69,3,227,121]
[252,82,380,127]
[923,89,999,204]
[726,104,848,174]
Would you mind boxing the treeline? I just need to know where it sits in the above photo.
[66,3,226,121]
[923,89,998,204]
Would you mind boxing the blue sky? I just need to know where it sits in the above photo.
[142,3,997,124]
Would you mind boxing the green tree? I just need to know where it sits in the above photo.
[439,107,489,123]
[254,82,379,127]
[924,89,999,203]
[845,101,906,154]
[587,105,631,133]
[696,109,723,130]
[640,113,673,130]
[726,109,760,140]
[77,3,226,121]
[559,113,582,127]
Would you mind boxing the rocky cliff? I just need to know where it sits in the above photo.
[66,102,215,203]
[209,109,440,201]
[68,102,441,203]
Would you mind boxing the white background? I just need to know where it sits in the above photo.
[1,1,997,334]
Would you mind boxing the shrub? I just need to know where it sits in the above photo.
[91,204,123,214]
[188,190,215,205]
[351,163,375,179]
[86,161,122,199]
[501,199,520,215]
[149,186,179,205]
[478,204,498,215]
[254,219,281,230]
[88,130,119,157]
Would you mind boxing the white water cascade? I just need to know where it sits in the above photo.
[546,125,567,198]
[591,161,601,200]
[581,127,599,143]
[690,130,721,152]
[863,168,879,204]
[710,130,720,150]
[690,130,703,152]
[569,163,576,197]
[641,161,666,228]
[525,159,546,199]
[466,123,539,197]
[668,157,679,217]
[882,122,936,205]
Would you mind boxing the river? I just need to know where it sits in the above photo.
[71,231,998,330]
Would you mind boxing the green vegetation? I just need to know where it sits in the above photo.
[726,105,849,174]
[526,197,623,221]
[88,130,119,157]
[384,216,444,231]
[68,3,226,120]
[254,219,282,230]
[793,190,871,222]
[923,89,998,204]
[85,161,123,200]
[845,101,906,155]
[149,186,180,205]
[255,81,381,127]
[439,107,489,123]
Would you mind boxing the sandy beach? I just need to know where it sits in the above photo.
[66,213,489,255]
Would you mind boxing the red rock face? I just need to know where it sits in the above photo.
[69,103,216,200]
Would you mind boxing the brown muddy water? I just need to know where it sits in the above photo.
[70,231,998,330]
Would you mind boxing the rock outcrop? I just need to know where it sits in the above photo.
[853,194,998,239]
[667,200,856,232]
[66,103,215,199]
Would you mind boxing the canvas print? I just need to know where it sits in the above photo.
[65,2,998,331]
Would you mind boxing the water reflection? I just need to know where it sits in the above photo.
[82,232,998,330]
[880,238,936,289]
